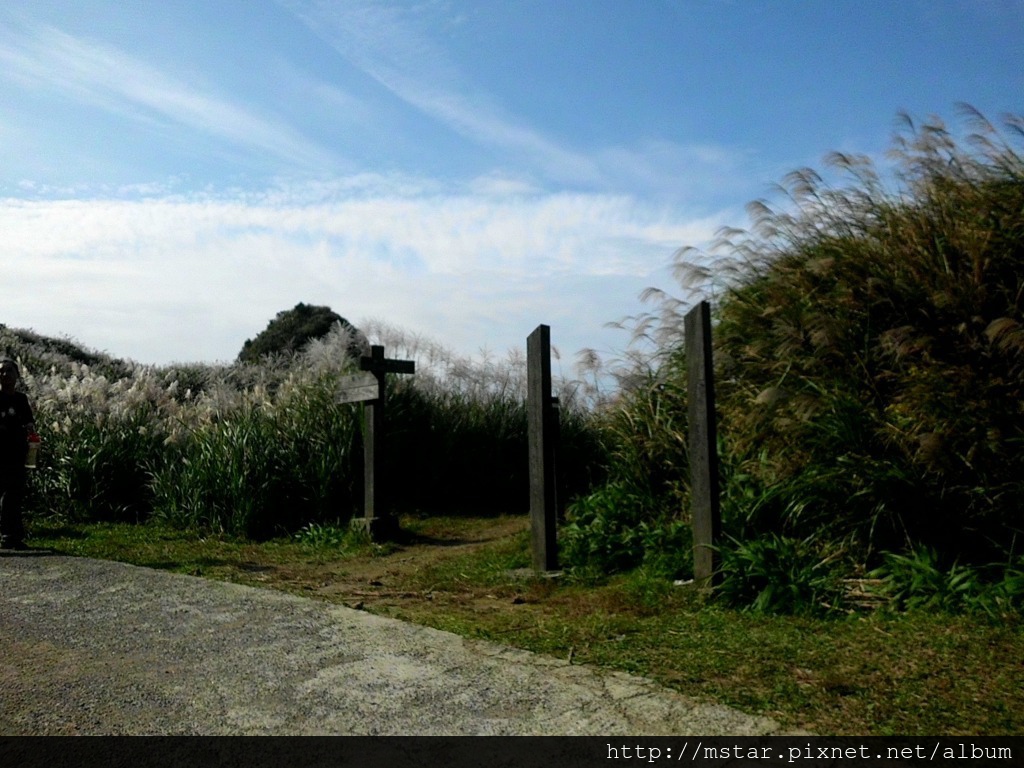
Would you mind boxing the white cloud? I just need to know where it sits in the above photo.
[0,22,335,171]
[1,177,727,365]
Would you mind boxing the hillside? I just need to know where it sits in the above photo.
[0,324,133,379]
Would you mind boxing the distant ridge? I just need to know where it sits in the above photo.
[0,323,133,378]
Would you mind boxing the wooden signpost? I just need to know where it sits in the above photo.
[335,372,380,404]
[336,345,414,539]
[527,324,559,572]
[685,301,721,589]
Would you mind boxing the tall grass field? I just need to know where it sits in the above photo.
[5,319,605,540]
[5,106,1024,619]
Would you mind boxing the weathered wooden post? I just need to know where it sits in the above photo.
[527,324,559,572]
[335,345,414,540]
[685,301,721,588]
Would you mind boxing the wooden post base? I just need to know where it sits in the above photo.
[350,515,399,540]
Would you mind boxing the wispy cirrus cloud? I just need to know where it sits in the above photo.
[0,21,335,171]
[279,0,761,202]
[280,0,604,185]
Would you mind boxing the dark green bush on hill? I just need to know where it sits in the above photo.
[566,107,1024,610]
[238,303,364,363]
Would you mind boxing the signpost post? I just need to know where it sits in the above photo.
[335,345,414,540]
[685,301,721,589]
[527,324,559,572]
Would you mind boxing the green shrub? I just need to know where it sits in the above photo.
[293,520,373,552]
[716,534,847,616]
[562,481,692,579]
[559,369,690,577]
[871,547,1024,619]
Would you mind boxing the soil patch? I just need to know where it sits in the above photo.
[231,516,536,620]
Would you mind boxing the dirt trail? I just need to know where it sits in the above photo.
[238,516,536,618]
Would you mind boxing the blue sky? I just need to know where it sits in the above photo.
[1,0,1021,369]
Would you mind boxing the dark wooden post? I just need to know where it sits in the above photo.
[685,301,721,588]
[353,345,414,540]
[527,324,559,572]
[362,346,388,537]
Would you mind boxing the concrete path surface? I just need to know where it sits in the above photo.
[1,550,781,735]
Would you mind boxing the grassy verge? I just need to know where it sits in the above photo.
[24,515,1024,736]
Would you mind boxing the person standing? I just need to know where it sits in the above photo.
[0,359,35,550]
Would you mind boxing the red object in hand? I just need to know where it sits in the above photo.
[26,432,41,468]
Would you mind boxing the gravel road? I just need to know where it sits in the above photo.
[1,549,782,735]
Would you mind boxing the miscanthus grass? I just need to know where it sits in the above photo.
[4,320,606,539]
[563,106,1024,617]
